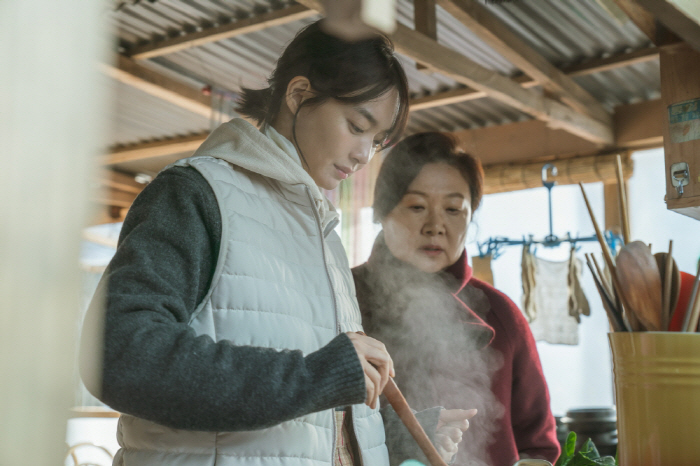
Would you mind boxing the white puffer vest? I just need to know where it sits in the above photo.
[114,154,390,466]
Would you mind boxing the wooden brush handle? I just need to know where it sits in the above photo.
[382,378,448,466]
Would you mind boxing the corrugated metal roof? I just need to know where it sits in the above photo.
[108,78,211,145]
[106,0,661,147]
[151,19,316,92]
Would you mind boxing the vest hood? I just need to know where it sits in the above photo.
[193,118,338,229]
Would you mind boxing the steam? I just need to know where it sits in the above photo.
[364,260,505,466]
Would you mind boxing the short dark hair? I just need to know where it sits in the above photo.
[237,20,409,151]
[373,132,484,222]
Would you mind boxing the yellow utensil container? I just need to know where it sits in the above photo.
[609,332,700,466]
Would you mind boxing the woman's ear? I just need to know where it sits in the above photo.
[284,76,313,115]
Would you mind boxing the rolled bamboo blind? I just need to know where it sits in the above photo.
[483,152,634,194]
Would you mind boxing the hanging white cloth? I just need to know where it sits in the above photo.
[522,246,590,345]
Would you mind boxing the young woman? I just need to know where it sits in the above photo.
[80,21,471,466]
[353,132,560,466]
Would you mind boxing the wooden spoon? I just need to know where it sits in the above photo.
[616,241,663,331]
[383,378,448,466]
[654,251,680,330]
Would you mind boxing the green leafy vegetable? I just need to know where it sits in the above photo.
[554,432,617,466]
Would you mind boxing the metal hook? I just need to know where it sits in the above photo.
[541,163,558,189]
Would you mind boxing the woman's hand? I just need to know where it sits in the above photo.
[435,408,478,462]
[346,332,395,409]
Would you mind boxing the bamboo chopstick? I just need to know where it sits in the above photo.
[585,255,625,331]
[590,254,614,302]
[579,182,642,331]
[579,183,616,271]
[615,154,631,245]
[591,253,626,327]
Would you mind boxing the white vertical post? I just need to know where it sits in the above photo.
[0,1,109,464]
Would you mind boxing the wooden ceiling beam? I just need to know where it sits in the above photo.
[414,0,437,39]
[453,98,663,166]
[609,0,660,43]
[562,46,659,76]
[436,0,610,123]
[128,5,317,60]
[409,47,659,111]
[633,0,700,52]
[294,0,612,144]
[101,55,213,118]
[102,133,209,165]
[414,0,437,70]
[102,97,662,166]
[390,24,613,144]
[96,169,145,194]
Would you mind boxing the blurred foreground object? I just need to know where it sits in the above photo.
[0,0,108,465]
[323,0,396,40]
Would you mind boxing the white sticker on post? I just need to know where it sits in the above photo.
[668,97,700,143]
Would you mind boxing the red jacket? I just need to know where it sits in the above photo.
[353,237,559,466]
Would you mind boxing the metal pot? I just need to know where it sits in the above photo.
[560,406,617,457]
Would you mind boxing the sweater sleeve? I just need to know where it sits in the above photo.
[80,166,366,432]
[505,301,561,462]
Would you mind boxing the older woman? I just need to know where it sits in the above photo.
[352,132,560,466]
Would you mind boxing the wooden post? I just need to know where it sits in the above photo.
[414,0,437,70]
[0,1,108,464]
[660,43,700,220]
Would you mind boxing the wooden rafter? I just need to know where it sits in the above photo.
[102,133,209,165]
[294,0,613,144]
[633,0,700,52]
[613,98,664,149]
[453,98,662,165]
[610,0,660,43]
[414,0,437,70]
[128,5,317,60]
[102,97,661,166]
[96,169,146,195]
[106,45,658,123]
[101,55,213,118]
[436,0,610,124]
[410,47,659,111]
[390,24,613,144]
[562,46,660,76]
[414,0,437,39]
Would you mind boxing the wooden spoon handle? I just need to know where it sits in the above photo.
[383,378,448,466]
